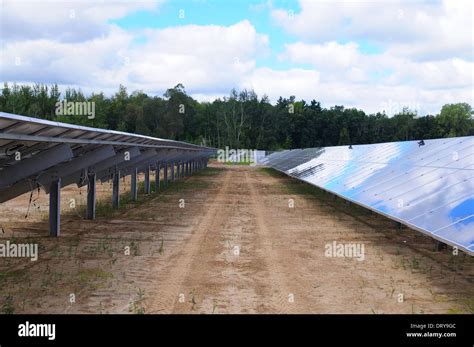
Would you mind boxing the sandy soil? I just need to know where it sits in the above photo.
[0,163,472,314]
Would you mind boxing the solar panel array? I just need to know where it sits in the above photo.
[261,137,474,255]
[0,112,214,197]
[0,112,215,235]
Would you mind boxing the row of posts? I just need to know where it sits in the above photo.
[49,157,209,237]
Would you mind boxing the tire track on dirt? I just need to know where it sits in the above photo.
[171,167,267,314]
[146,169,233,313]
[245,171,301,313]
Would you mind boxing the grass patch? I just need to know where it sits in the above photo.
[467,297,474,313]
[259,167,374,218]
[0,269,28,287]
[281,180,326,197]
[257,167,286,178]
[129,288,146,314]
[78,268,113,282]
[1,296,15,314]
[192,167,223,177]
[65,167,216,220]
[224,160,253,166]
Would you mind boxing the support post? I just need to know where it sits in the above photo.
[164,162,168,186]
[86,172,96,220]
[177,162,181,180]
[131,168,138,201]
[155,162,160,191]
[49,178,61,237]
[112,170,120,209]
[171,162,175,182]
[144,165,150,194]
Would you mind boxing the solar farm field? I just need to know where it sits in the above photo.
[1,162,472,314]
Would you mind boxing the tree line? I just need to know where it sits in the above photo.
[0,82,472,150]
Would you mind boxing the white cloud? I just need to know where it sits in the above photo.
[1,19,269,97]
[241,67,320,99]
[1,0,162,42]
[1,26,134,85]
[0,0,472,117]
[279,41,473,89]
[129,20,269,93]
[271,0,473,61]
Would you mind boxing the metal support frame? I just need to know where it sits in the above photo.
[42,145,116,193]
[155,162,160,191]
[112,169,120,208]
[99,148,157,183]
[144,165,151,194]
[49,178,61,237]
[0,143,73,190]
[0,112,216,239]
[86,172,96,220]
[131,168,138,201]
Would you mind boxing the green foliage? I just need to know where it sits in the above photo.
[437,103,473,137]
[129,288,145,314]
[1,296,15,314]
[0,82,472,149]
[338,127,351,145]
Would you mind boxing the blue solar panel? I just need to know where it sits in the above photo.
[261,137,474,255]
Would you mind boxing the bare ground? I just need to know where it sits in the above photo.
[0,163,473,314]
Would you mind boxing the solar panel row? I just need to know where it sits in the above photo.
[261,137,474,255]
[0,112,216,236]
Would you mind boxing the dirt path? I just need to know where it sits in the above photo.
[0,163,473,314]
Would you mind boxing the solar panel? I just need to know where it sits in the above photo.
[261,137,474,255]
[0,112,216,236]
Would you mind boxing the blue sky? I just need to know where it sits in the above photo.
[111,0,303,70]
[111,0,384,69]
[1,0,472,115]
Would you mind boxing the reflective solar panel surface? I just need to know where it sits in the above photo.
[261,137,474,255]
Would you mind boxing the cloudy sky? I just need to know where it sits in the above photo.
[1,0,472,115]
